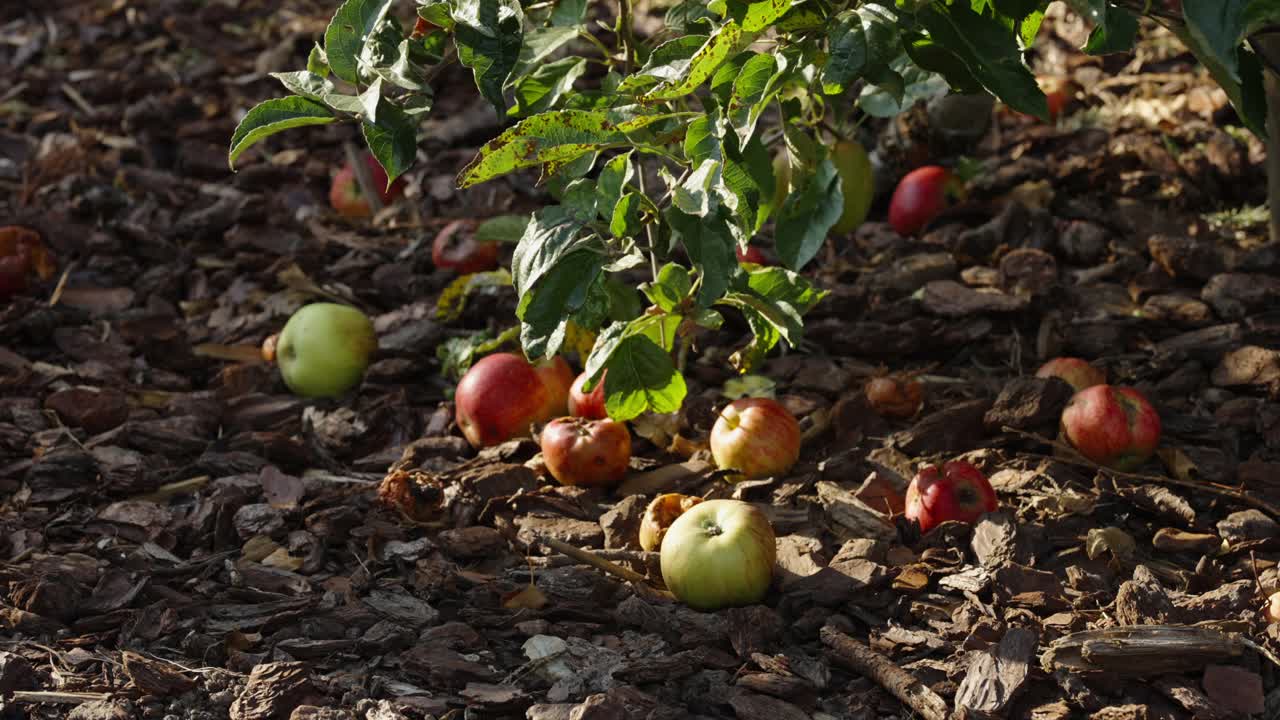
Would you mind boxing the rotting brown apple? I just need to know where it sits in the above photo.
[1036,357,1106,393]
[639,493,705,552]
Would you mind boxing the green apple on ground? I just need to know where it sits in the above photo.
[539,416,632,487]
[709,397,801,480]
[1060,384,1161,471]
[273,302,378,398]
[454,352,574,448]
[659,499,776,611]
[639,493,704,552]
[1036,357,1105,392]
[904,460,998,533]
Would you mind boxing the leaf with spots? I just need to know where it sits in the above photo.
[643,23,747,101]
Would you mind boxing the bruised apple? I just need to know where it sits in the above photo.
[1060,385,1161,471]
[660,499,776,611]
[904,460,998,533]
[274,303,377,398]
[639,493,704,552]
[1036,357,1105,392]
[455,352,572,448]
[709,397,801,480]
[865,376,924,418]
[569,370,608,419]
[539,417,631,487]
[329,153,406,219]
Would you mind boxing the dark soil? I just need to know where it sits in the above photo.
[2,2,1280,719]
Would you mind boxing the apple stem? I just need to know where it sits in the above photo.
[535,534,652,586]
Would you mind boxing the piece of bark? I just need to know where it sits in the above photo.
[819,625,948,720]
[954,627,1037,718]
[1042,625,1246,676]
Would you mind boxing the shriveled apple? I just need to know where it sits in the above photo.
[639,493,704,552]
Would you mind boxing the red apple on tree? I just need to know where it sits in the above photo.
[1036,357,1105,392]
[904,460,998,533]
[887,165,963,236]
[329,153,406,219]
[1060,384,1161,471]
[539,416,632,487]
[709,397,802,480]
[569,369,608,419]
[432,220,500,275]
[659,499,776,611]
[454,352,573,448]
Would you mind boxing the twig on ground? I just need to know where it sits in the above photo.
[820,625,949,720]
[1001,426,1280,520]
[534,534,650,585]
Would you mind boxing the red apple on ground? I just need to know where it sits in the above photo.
[709,397,802,480]
[455,352,570,448]
[432,220,500,275]
[274,303,378,398]
[639,493,705,552]
[539,416,632,487]
[904,460,998,533]
[329,153,406,219]
[0,225,56,301]
[736,245,769,265]
[865,376,924,418]
[887,165,963,236]
[659,499,776,611]
[569,370,608,419]
[1036,357,1105,392]
[1060,384,1161,471]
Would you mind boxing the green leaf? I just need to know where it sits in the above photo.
[552,0,590,25]
[307,44,330,76]
[228,97,337,169]
[457,110,672,188]
[822,5,901,95]
[510,56,588,117]
[666,0,720,33]
[475,214,532,243]
[1171,18,1266,137]
[716,291,801,371]
[595,151,635,221]
[858,52,949,117]
[360,96,417,187]
[1064,0,1137,54]
[517,248,604,359]
[774,154,843,271]
[454,0,524,113]
[510,204,594,302]
[437,326,521,380]
[724,0,795,31]
[729,52,788,145]
[603,334,687,420]
[324,0,395,84]
[642,263,695,312]
[618,35,709,93]
[609,192,647,238]
[643,23,747,101]
[667,207,736,307]
[991,0,1044,19]
[745,264,829,317]
[721,130,775,235]
[517,27,581,69]
[271,71,337,102]
[1184,0,1249,84]
[917,2,1048,119]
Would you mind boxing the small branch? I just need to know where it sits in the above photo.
[343,141,384,215]
[11,691,110,705]
[617,0,635,73]
[535,534,650,584]
[820,625,949,720]
[1001,426,1280,521]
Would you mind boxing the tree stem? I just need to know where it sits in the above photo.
[617,0,635,73]
[1263,53,1280,243]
